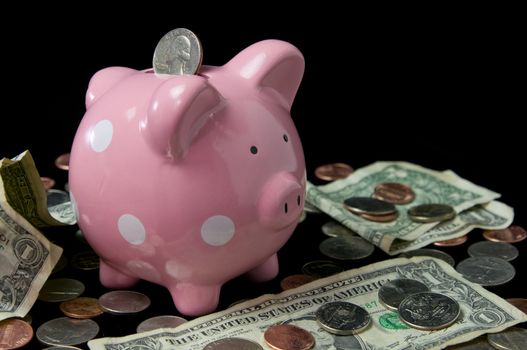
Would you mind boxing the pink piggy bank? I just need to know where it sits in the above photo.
[69,40,306,315]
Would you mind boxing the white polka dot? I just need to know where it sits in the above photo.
[127,260,161,282]
[90,119,113,152]
[200,215,235,246]
[165,260,193,279]
[118,214,146,245]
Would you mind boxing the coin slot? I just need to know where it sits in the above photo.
[284,202,288,214]
[297,195,301,206]
[250,146,258,155]
[283,134,288,142]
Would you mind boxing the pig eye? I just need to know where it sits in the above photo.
[283,134,289,142]
[250,146,258,154]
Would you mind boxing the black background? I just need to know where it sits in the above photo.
[1,11,525,349]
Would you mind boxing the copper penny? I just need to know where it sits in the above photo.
[359,211,399,223]
[373,182,416,204]
[264,324,315,350]
[55,153,70,171]
[59,297,104,319]
[40,177,56,190]
[0,318,33,349]
[280,274,317,291]
[483,225,527,243]
[314,163,353,181]
[433,235,468,247]
[506,298,527,315]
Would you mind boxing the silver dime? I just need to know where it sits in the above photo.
[301,260,345,278]
[203,337,264,350]
[487,327,527,350]
[378,279,430,311]
[319,236,374,260]
[153,28,202,75]
[38,278,85,302]
[136,315,188,333]
[98,290,151,314]
[456,257,515,286]
[343,197,397,216]
[47,189,70,207]
[316,301,370,335]
[400,249,456,266]
[398,292,460,330]
[36,317,99,346]
[467,241,519,261]
[446,336,494,349]
[408,204,456,223]
[321,221,357,238]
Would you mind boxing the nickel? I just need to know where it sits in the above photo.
[401,248,455,266]
[136,315,188,333]
[343,197,397,216]
[487,327,527,350]
[301,260,344,278]
[203,337,263,350]
[456,257,515,287]
[398,292,460,330]
[467,241,519,261]
[38,278,85,302]
[408,203,456,223]
[98,290,150,314]
[36,317,99,346]
[378,279,429,310]
[316,301,370,335]
[319,236,374,260]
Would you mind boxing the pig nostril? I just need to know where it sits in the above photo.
[297,195,301,206]
[284,202,288,214]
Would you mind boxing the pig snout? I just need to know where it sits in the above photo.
[258,172,304,229]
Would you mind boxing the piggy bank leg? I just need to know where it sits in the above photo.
[99,260,139,288]
[168,283,221,316]
[245,254,279,282]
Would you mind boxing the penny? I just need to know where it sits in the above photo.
[301,260,345,278]
[408,204,456,223]
[487,326,527,350]
[319,236,375,260]
[136,315,188,333]
[280,274,317,291]
[203,337,263,350]
[59,297,104,319]
[373,182,415,204]
[264,324,315,350]
[36,317,99,346]
[506,298,527,315]
[54,153,70,171]
[467,241,519,261]
[98,290,151,314]
[434,235,468,247]
[398,292,460,330]
[359,211,399,223]
[0,318,33,349]
[41,177,56,190]
[456,257,515,287]
[378,279,430,311]
[343,197,397,216]
[314,163,353,181]
[316,301,370,335]
[321,221,357,238]
[400,248,456,266]
[38,278,85,302]
[483,225,527,243]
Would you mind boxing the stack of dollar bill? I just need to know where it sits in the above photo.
[306,162,513,255]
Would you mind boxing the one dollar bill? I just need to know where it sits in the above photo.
[0,169,63,321]
[306,162,505,254]
[88,257,527,350]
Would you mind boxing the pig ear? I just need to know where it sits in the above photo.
[227,39,304,110]
[142,76,223,160]
[85,67,137,109]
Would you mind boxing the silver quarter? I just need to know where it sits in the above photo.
[301,260,345,278]
[321,221,357,238]
[136,315,188,333]
[319,236,374,260]
[487,327,527,350]
[47,189,70,207]
[378,279,430,311]
[316,301,370,335]
[456,257,515,287]
[38,278,85,302]
[203,337,264,350]
[398,292,460,330]
[446,336,494,349]
[467,241,519,261]
[400,249,456,266]
[343,197,397,216]
[408,203,456,223]
[98,290,151,314]
[36,317,99,346]
[153,28,202,75]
